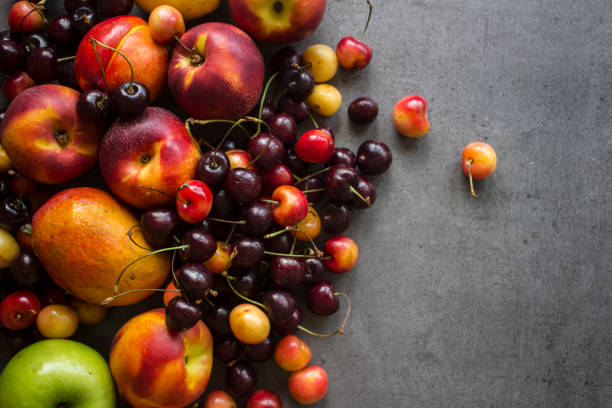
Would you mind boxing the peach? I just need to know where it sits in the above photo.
[393,94,430,138]
[288,365,328,405]
[99,107,201,209]
[0,85,104,184]
[229,0,327,43]
[168,22,264,120]
[74,16,170,101]
[110,308,213,408]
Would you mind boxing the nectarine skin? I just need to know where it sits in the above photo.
[100,107,201,209]
[74,16,170,101]
[0,85,104,184]
[168,22,264,120]
[110,308,214,408]
[229,0,327,43]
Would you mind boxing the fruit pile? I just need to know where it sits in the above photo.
[0,0,498,407]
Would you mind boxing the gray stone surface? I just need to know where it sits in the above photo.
[1,0,611,407]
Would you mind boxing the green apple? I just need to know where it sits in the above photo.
[0,339,116,408]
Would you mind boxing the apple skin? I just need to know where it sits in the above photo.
[99,107,201,209]
[168,22,264,120]
[0,84,104,184]
[229,0,327,43]
[0,339,116,408]
[110,308,214,408]
[74,15,170,101]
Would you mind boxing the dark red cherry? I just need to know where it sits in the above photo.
[295,176,325,204]
[303,258,326,284]
[70,6,98,36]
[348,97,379,124]
[285,149,311,177]
[196,150,230,191]
[226,361,257,399]
[271,46,303,74]
[140,208,181,249]
[210,189,237,220]
[325,165,360,202]
[21,33,51,55]
[39,287,68,307]
[320,201,353,234]
[165,296,201,332]
[277,95,309,122]
[306,281,339,316]
[57,59,79,89]
[64,0,97,13]
[356,140,392,175]
[0,40,26,74]
[77,88,110,123]
[0,31,18,42]
[261,163,293,194]
[26,47,58,82]
[268,113,297,145]
[328,147,356,168]
[246,337,274,362]
[9,252,44,288]
[175,263,213,301]
[215,336,246,364]
[233,270,261,299]
[272,307,302,336]
[225,168,262,205]
[98,0,134,17]
[112,81,150,117]
[48,15,76,46]
[262,289,296,323]
[0,197,31,232]
[349,176,376,209]
[269,256,305,289]
[247,133,285,171]
[231,237,264,269]
[178,228,216,263]
[265,231,292,254]
[282,68,315,101]
[242,201,274,237]
[205,304,231,335]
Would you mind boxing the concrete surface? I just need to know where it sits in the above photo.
[1,0,611,407]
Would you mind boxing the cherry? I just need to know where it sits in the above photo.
[265,231,293,254]
[70,298,107,325]
[257,102,276,124]
[196,150,230,191]
[462,142,497,198]
[58,59,79,89]
[0,197,31,232]
[324,235,358,273]
[246,337,274,362]
[356,140,392,175]
[393,94,430,138]
[112,81,150,117]
[226,361,257,399]
[273,307,302,335]
[270,256,305,289]
[210,189,238,220]
[229,303,270,345]
[288,365,329,405]
[148,4,185,44]
[282,68,315,101]
[64,0,97,13]
[296,129,335,164]
[271,46,303,74]
[306,281,339,316]
[261,163,293,195]
[285,149,311,177]
[98,0,134,17]
[262,289,296,323]
[274,334,311,372]
[203,390,237,408]
[225,168,262,205]
[248,133,285,171]
[21,33,51,55]
[233,270,262,299]
[70,6,98,36]
[271,185,308,227]
[268,113,297,145]
[349,176,376,209]
[295,176,326,204]
[328,147,356,168]
[9,252,44,288]
[140,208,181,249]
[48,15,76,46]
[306,83,342,117]
[214,336,246,364]
[26,46,58,82]
[205,304,232,335]
[165,296,201,332]
[9,175,37,197]
[303,258,326,284]
[9,1,47,34]
[242,201,274,237]
[0,40,26,74]
[1,71,35,102]
[77,88,111,123]
[0,327,37,357]
[336,0,374,70]
[246,389,282,408]
[39,287,67,307]
[325,165,360,202]
[277,95,309,122]
[320,201,353,234]
[0,31,18,42]
[231,237,265,269]
[348,96,379,124]
[0,290,41,330]
[36,304,79,339]
[176,180,213,224]
[175,263,214,301]
[290,205,321,242]
[178,227,217,263]
[303,44,338,83]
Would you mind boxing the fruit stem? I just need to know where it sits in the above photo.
[114,245,188,294]
[57,55,76,63]
[245,116,273,135]
[293,226,323,257]
[246,131,276,168]
[225,274,268,310]
[257,72,279,134]
[263,227,289,239]
[137,185,172,196]
[101,288,181,306]
[360,0,374,42]
[89,36,108,92]
[173,34,195,53]
[263,251,323,259]
[294,166,331,184]
[127,225,153,251]
[207,217,246,225]
[308,113,319,129]
[90,36,135,92]
[300,187,326,194]
[223,224,237,247]
[215,118,247,152]
[349,185,371,206]
[19,0,47,33]
[297,292,351,337]
[260,199,280,206]
[290,234,297,255]
[466,159,478,198]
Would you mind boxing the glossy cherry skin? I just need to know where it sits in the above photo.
[8,1,46,34]
[148,4,185,44]
[77,88,110,123]
[70,6,98,36]
[325,165,360,202]
[0,30,18,42]
[271,185,308,227]
[0,40,25,74]
[248,133,285,171]
[265,232,293,254]
[9,252,44,288]
[232,237,265,269]
[288,365,329,405]
[296,129,335,164]
[246,337,274,362]
[461,142,497,180]
[165,296,201,332]
[295,176,325,205]
[243,201,273,237]
[98,0,134,17]
[320,201,353,234]
[262,289,297,323]
[306,281,339,316]
[225,168,262,205]
[348,96,379,124]
[350,176,376,209]
[20,33,51,55]
[303,258,326,284]
[246,389,283,408]
[48,15,76,46]
[112,81,150,117]
[175,263,214,301]
[290,205,321,242]
[269,113,297,145]
[0,290,41,330]
[39,287,67,307]
[205,304,231,336]
[277,95,309,122]
[282,68,315,101]
[0,197,31,232]
[234,270,262,299]
[1,71,34,102]
[336,36,373,70]
[140,208,181,248]
[26,47,58,83]
[176,180,213,224]
[261,163,293,194]
[285,149,311,177]
[214,336,246,364]
[271,46,303,74]
[270,256,305,289]
[226,361,257,399]
[210,189,237,220]
[178,228,217,263]
[64,0,97,13]
[393,94,430,138]
[203,390,237,408]
[328,147,356,168]
[272,307,302,335]
[274,335,311,372]
[356,140,392,175]
[324,235,358,273]
[58,59,79,89]
[196,150,230,191]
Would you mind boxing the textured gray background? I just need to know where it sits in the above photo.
[2,0,612,407]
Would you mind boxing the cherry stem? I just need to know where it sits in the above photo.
[228,346,249,367]
[114,245,188,294]
[90,36,135,92]
[257,72,279,134]
[293,225,323,256]
[308,113,319,129]
[263,227,289,239]
[207,218,246,225]
[57,55,76,63]
[349,185,371,206]
[245,116,273,135]
[137,185,171,196]
[263,251,328,259]
[223,224,237,247]
[290,234,297,255]
[301,187,326,194]
[16,309,38,320]
[294,166,331,184]
[89,36,108,92]
[261,199,280,206]
[102,288,181,306]
[360,0,374,42]
[173,34,194,53]
[215,118,247,152]
[225,274,267,310]
[127,225,153,251]
[297,292,351,337]
[466,159,478,198]
[246,128,275,168]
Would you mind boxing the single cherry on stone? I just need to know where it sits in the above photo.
[348,96,379,124]
[336,0,374,70]
[461,141,497,198]
[356,140,392,175]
